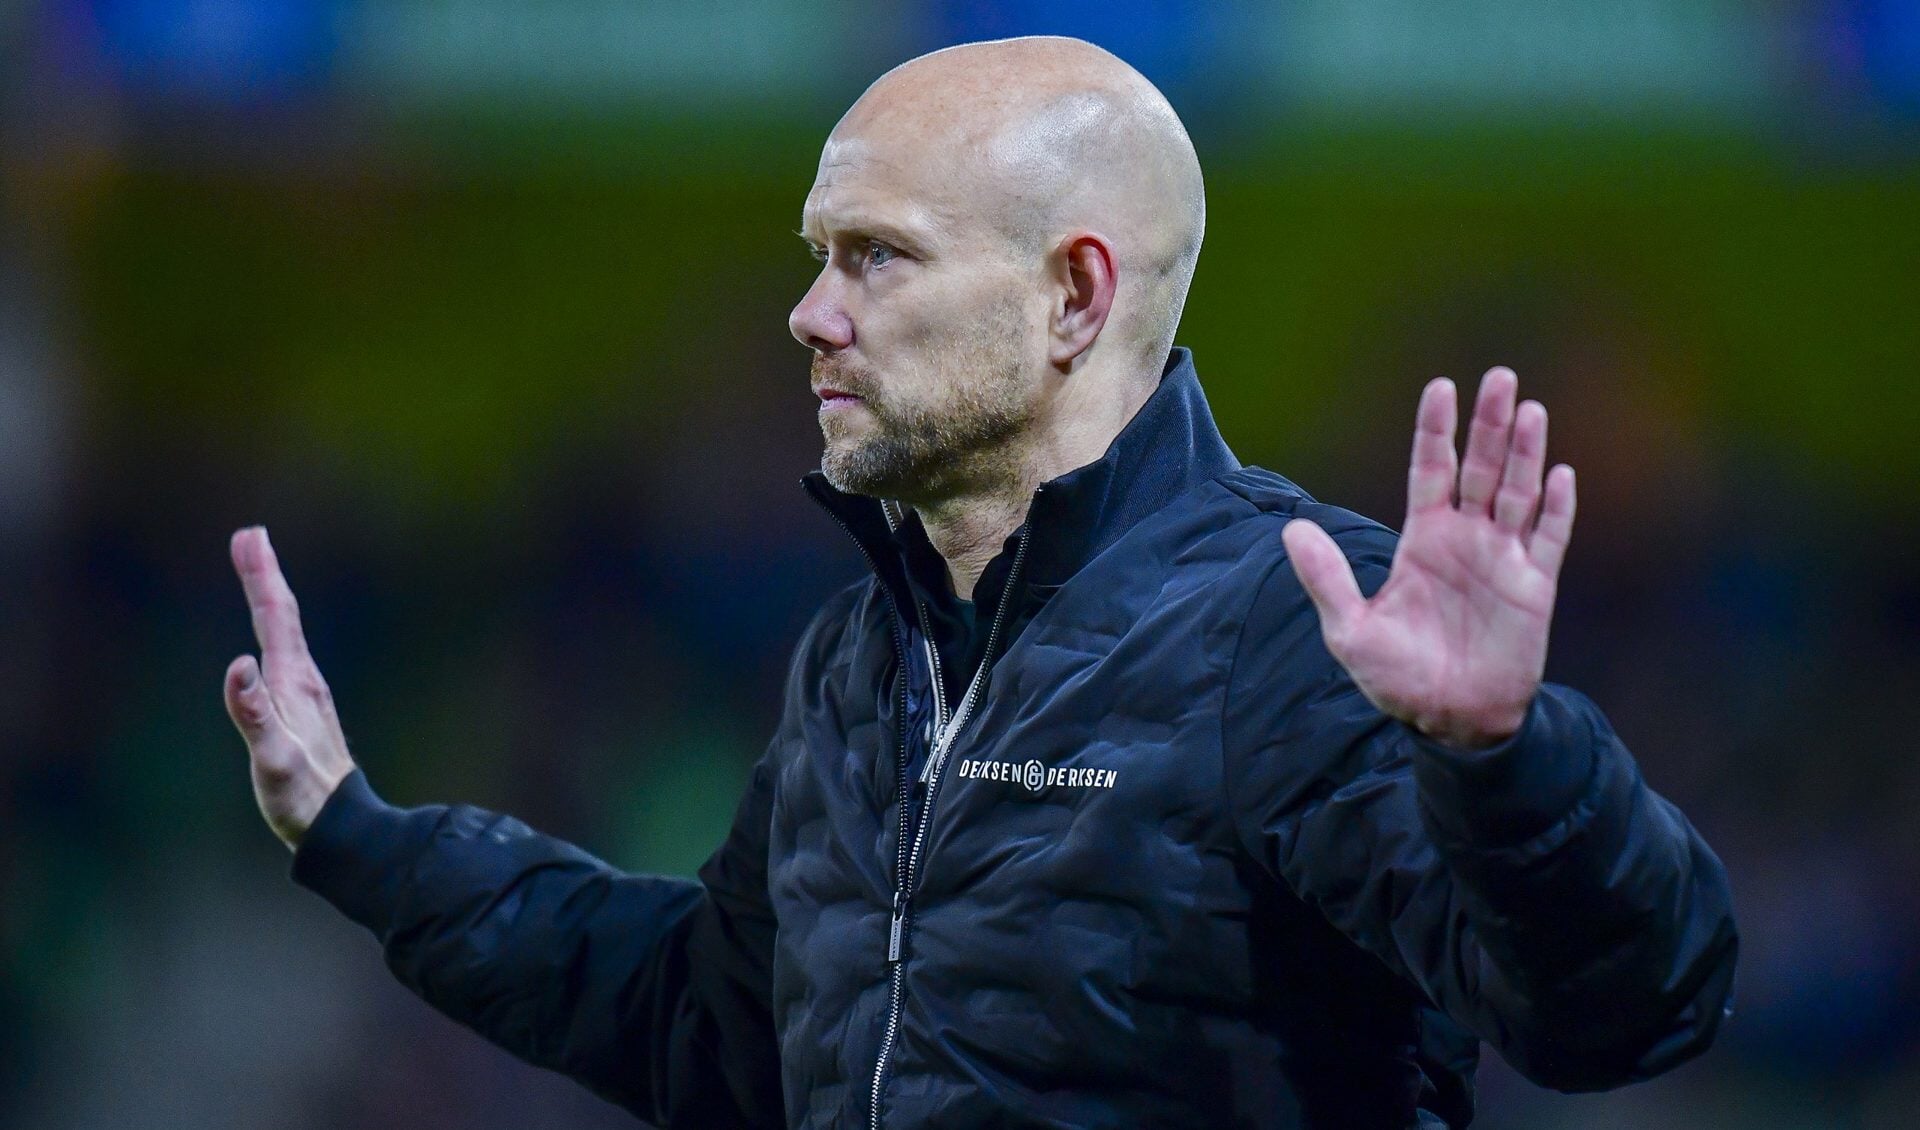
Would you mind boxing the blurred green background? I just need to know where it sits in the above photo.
[3,1,1919,1127]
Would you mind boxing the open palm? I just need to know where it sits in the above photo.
[1281,368,1575,750]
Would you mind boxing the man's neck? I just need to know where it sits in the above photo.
[913,480,1039,602]
[914,370,1156,600]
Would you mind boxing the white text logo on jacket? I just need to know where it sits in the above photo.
[954,758,1118,795]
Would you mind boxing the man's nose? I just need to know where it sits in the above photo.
[789,272,853,353]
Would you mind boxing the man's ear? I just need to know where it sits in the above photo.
[1048,232,1117,370]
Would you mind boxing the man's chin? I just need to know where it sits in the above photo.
[821,443,915,500]
[819,460,892,500]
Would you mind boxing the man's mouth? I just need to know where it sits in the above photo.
[815,386,867,409]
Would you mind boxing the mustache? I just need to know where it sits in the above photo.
[811,356,881,401]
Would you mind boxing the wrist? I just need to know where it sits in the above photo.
[1428,709,1528,752]
[267,760,356,851]
[1409,690,1598,846]
[289,769,439,936]
[1411,703,1528,752]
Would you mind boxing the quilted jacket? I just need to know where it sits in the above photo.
[292,347,1738,1128]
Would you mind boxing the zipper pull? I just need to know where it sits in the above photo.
[887,890,906,963]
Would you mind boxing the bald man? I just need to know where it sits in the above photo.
[226,38,1736,1129]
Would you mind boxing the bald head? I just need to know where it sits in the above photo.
[833,37,1205,364]
[792,37,1209,512]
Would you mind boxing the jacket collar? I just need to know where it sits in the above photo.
[803,346,1240,597]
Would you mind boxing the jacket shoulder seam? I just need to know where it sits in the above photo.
[1213,467,1311,517]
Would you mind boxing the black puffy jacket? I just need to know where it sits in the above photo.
[293,348,1738,1128]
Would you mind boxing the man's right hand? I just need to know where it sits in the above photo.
[223,527,356,850]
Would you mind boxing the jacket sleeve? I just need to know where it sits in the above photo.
[290,743,783,1128]
[1221,515,1738,1093]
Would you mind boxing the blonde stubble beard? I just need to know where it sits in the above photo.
[815,295,1038,506]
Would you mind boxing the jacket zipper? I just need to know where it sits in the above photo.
[868,502,1036,1129]
[812,503,918,1130]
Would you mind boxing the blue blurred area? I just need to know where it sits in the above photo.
[88,0,337,101]
[923,0,1223,98]
[3,2,1919,1128]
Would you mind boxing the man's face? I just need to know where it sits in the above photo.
[789,131,1046,502]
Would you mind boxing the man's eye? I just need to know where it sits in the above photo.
[807,244,828,263]
[866,241,898,267]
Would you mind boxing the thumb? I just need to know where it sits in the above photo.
[224,654,282,742]
[1281,518,1367,646]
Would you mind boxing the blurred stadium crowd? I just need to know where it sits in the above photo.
[2,2,1918,1127]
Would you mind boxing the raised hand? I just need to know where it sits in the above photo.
[1281,368,1575,750]
[223,527,356,849]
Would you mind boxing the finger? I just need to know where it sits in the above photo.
[1494,400,1548,534]
[1527,464,1577,577]
[1405,377,1458,516]
[230,527,311,673]
[224,654,281,743]
[1456,367,1518,516]
[226,654,305,784]
[1282,518,1368,648]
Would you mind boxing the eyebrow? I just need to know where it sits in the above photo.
[799,212,938,258]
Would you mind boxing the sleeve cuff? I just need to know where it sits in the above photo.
[290,768,440,937]
[1409,687,1600,846]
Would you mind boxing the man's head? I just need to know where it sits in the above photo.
[789,36,1205,503]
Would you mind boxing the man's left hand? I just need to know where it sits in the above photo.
[1281,367,1576,751]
